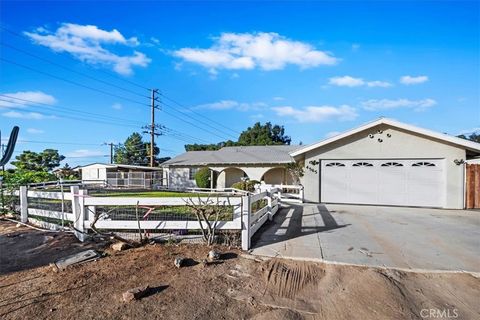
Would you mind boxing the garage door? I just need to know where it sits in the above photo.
[320,159,445,207]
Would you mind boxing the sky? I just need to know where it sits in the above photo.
[1,1,479,167]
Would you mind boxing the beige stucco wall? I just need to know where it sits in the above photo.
[300,124,466,209]
[263,167,294,185]
[213,165,291,188]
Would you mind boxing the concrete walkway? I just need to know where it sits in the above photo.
[250,203,480,272]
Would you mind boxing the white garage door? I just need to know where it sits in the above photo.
[320,159,445,207]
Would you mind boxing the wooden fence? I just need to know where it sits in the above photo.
[18,186,280,249]
[466,164,480,209]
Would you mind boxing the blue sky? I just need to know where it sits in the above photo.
[1,1,479,167]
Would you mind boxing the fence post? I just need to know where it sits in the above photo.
[71,186,85,242]
[267,192,273,221]
[241,195,251,251]
[300,186,304,203]
[20,186,28,223]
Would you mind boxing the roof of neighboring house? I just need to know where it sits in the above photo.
[290,118,480,157]
[75,163,163,171]
[162,145,299,166]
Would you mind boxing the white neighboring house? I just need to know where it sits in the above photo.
[163,118,480,209]
[76,163,163,188]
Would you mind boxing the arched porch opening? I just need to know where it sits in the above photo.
[216,167,249,188]
[261,167,294,185]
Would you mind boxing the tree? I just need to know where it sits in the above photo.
[238,122,291,146]
[184,122,291,151]
[184,140,236,151]
[458,133,480,143]
[54,163,80,180]
[11,149,65,172]
[114,132,160,166]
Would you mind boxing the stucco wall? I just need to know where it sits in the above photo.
[166,167,197,189]
[301,124,466,209]
[81,166,107,181]
[263,167,294,184]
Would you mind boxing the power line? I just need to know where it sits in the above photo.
[0,57,150,107]
[0,42,150,100]
[160,93,241,136]
[0,94,145,127]
[162,100,237,140]
[0,25,151,91]
[160,105,230,141]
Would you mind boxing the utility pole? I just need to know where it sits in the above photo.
[103,142,116,164]
[150,89,159,167]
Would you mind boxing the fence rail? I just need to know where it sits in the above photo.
[17,186,281,249]
[258,184,304,203]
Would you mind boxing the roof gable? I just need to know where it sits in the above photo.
[290,118,480,157]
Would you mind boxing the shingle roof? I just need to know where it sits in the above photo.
[162,145,299,166]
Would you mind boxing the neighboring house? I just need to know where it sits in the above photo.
[163,118,480,209]
[161,145,299,189]
[76,163,163,188]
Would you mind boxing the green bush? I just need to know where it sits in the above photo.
[194,167,211,188]
[231,180,260,192]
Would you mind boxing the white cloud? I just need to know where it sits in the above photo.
[174,32,338,72]
[351,43,360,51]
[400,75,428,85]
[272,105,358,123]
[66,149,106,158]
[328,75,392,88]
[325,131,341,138]
[26,128,44,134]
[273,96,285,101]
[361,98,437,111]
[0,91,57,108]
[2,111,49,120]
[366,80,392,88]
[112,103,122,110]
[150,37,160,44]
[25,23,151,75]
[329,76,364,87]
[195,100,267,112]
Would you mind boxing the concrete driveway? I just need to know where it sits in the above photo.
[250,203,480,272]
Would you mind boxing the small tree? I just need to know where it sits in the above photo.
[194,167,211,188]
[184,197,230,245]
[285,162,304,185]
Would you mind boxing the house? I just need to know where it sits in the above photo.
[76,163,163,188]
[163,118,480,209]
[161,145,299,189]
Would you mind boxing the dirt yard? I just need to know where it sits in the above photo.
[1,220,479,320]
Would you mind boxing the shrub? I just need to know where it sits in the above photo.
[194,167,211,188]
[231,180,260,192]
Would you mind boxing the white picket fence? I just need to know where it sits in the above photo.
[258,184,304,203]
[17,186,280,250]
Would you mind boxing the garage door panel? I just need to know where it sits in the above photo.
[321,159,445,208]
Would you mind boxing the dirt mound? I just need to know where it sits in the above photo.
[264,259,322,299]
[1,221,479,320]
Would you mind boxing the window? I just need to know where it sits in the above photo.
[381,162,403,167]
[189,167,199,180]
[326,162,346,167]
[353,162,373,167]
[412,162,436,167]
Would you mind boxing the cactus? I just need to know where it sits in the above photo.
[0,126,19,166]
